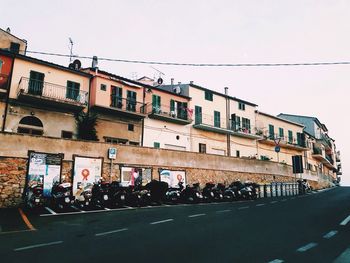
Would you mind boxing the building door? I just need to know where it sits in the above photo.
[111,86,123,108]
[28,71,44,96]
[127,90,137,112]
[152,94,161,113]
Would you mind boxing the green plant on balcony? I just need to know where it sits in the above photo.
[75,111,98,141]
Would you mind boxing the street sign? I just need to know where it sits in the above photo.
[108,148,117,159]
[275,146,281,153]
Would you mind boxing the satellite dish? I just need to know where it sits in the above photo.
[68,63,74,69]
[173,86,181,94]
[72,59,82,70]
[157,77,163,85]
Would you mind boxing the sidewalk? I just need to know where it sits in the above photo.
[0,208,33,234]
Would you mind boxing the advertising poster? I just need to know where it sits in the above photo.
[73,156,103,197]
[27,152,62,197]
[120,167,152,187]
[159,169,186,188]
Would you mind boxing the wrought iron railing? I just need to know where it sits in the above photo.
[147,104,192,121]
[313,146,323,155]
[110,95,146,114]
[325,154,334,165]
[17,77,88,105]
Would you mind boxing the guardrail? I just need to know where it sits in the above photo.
[257,182,302,198]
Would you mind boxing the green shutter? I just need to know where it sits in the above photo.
[269,124,274,139]
[279,128,284,138]
[154,142,160,148]
[288,130,293,143]
[214,111,220,128]
[170,99,175,112]
[195,106,202,124]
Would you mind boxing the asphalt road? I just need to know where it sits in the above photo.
[1,187,350,263]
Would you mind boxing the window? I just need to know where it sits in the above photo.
[204,90,213,101]
[28,71,45,96]
[279,128,284,139]
[238,102,245,111]
[288,130,293,143]
[195,106,202,124]
[214,111,220,128]
[128,124,134,131]
[126,90,137,112]
[268,124,275,139]
[66,81,80,100]
[100,84,107,91]
[231,114,241,131]
[154,142,160,148]
[199,143,206,153]
[236,150,240,158]
[242,118,251,133]
[297,132,305,147]
[152,94,161,113]
[10,42,20,54]
[104,137,128,144]
[129,141,139,146]
[18,116,43,136]
[111,86,123,108]
[61,130,73,139]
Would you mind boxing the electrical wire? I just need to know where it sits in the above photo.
[25,50,350,67]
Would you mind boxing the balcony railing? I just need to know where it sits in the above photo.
[325,154,334,165]
[0,73,9,90]
[18,77,88,105]
[263,133,307,148]
[313,146,323,155]
[147,104,192,123]
[110,95,146,114]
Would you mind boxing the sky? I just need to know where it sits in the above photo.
[1,0,348,184]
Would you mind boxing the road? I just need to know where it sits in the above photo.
[1,187,350,263]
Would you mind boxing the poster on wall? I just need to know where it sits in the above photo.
[72,156,103,197]
[159,169,186,188]
[120,167,152,187]
[27,152,62,197]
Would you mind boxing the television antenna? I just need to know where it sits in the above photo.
[68,37,74,62]
[150,66,165,85]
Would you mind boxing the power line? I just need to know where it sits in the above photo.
[25,50,350,67]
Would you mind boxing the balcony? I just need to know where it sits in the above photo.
[0,73,9,98]
[336,151,341,162]
[147,104,192,125]
[17,77,88,112]
[316,133,332,150]
[193,113,232,135]
[230,122,262,139]
[312,146,336,169]
[92,95,146,120]
[259,133,308,151]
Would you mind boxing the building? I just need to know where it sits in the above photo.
[0,28,27,55]
[255,111,308,165]
[158,81,259,157]
[1,50,91,138]
[278,113,339,181]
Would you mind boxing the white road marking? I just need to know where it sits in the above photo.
[44,207,57,215]
[14,241,63,251]
[333,247,350,263]
[270,201,278,204]
[40,206,135,217]
[238,206,249,210]
[188,213,206,218]
[95,228,128,237]
[340,215,350,226]
[323,230,338,239]
[104,207,110,210]
[70,205,84,212]
[296,242,318,252]
[256,203,265,207]
[0,229,35,235]
[268,259,284,263]
[150,219,174,225]
[216,209,231,213]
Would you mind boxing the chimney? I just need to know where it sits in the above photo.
[190,81,194,85]
[6,27,11,33]
[92,56,98,69]
[171,78,174,85]
[224,87,228,95]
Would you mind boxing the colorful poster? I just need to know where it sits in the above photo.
[27,152,62,197]
[159,170,186,188]
[120,167,152,187]
[73,156,103,197]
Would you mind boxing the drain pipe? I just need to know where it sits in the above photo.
[225,87,230,157]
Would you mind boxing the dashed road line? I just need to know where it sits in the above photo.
[296,242,318,252]
[340,215,350,226]
[95,228,128,237]
[0,229,35,235]
[334,247,350,263]
[323,230,338,239]
[44,207,57,215]
[256,203,265,207]
[216,209,231,213]
[14,241,63,251]
[270,201,278,204]
[268,259,284,263]
[188,213,206,218]
[238,206,249,210]
[291,197,296,200]
[150,219,174,225]
[18,208,36,231]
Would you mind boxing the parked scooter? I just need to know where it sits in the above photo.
[126,185,152,207]
[232,181,253,199]
[91,181,111,207]
[244,181,260,200]
[164,182,184,204]
[180,183,203,203]
[145,180,169,205]
[213,183,225,201]
[109,181,127,207]
[202,182,216,202]
[75,184,93,208]
[26,183,44,208]
[51,182,74,209]
[298,179,312,195]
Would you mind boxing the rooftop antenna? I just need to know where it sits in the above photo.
[68,37,74,62]
[150,66,165,85]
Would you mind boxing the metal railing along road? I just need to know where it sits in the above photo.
[17,77,88,105]
[257,182,301,198]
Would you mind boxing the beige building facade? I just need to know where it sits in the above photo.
[0,28,27,55]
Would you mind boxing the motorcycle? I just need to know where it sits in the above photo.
[145,180,169,205]
[180,183,203,203]
[202,182,216,202]
[91,181,111,207]
[26,183,44,208]
[244,181,260,200]
[75,184,93,208]
[231,181,253,199]
[164,182,184,204]
[224,181,243,201]
[51,182,74,209]
[109,181,127,207]
[125,185,152,207]
[298,179,312,195]
[213,183,225,202]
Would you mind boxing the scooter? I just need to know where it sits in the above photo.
[164,182,184,204]
[180,183,203,203]
[244,181,260,200]
[109,181,127,207]
[145,180,169,205]
[202,182,216,203]
[51,182,74,209]
[75,184,93,208]
[91,181,111,207]
[26,183,44,208]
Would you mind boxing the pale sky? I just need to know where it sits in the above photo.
[1,0,348,184]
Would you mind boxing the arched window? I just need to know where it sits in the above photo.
[18,116,44,135]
